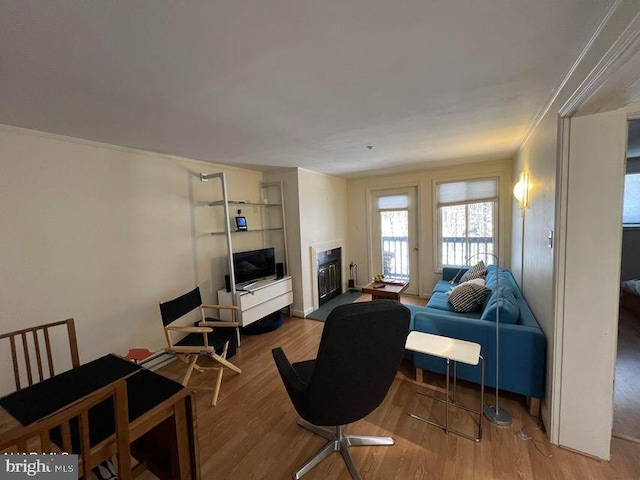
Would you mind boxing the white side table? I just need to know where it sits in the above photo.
[405,331,485,442]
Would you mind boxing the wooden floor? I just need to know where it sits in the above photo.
[148,296,640,480]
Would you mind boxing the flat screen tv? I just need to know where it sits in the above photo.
[232,248,276,285]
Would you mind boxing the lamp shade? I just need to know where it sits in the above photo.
[513,171,529,209]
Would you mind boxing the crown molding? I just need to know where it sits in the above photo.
[559,9,640,117]
[517,0,620,150]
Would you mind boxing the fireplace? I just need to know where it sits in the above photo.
[317,248,342,306]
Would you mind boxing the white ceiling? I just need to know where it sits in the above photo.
[0,1,615,177]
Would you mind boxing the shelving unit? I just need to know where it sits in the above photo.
[202,201,283,235]
[200,172,292,328]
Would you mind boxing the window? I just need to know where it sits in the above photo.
[377,194,410,280]
[436,177,498,268]
[623,159,640,226]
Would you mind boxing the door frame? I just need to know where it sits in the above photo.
[366,184,420,296]
[550,8,640,455]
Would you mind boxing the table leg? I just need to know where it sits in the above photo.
[174,399,192,480]
[131,397,198,480]
[453,361,457,405]
[445,359,450,434]
[409,358,483,442]
[479,355,485,441]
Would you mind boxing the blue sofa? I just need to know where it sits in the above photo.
[406,265,546,413]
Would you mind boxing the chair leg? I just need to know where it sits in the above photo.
[293,421,394,480]
[344,434,394,447]
[339,441,361,480]
[293,440,337,479]
[212,367,224,406]
[182,355,199,386]
[210,352,242,374]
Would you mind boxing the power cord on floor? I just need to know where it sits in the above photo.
[516,428,553,458]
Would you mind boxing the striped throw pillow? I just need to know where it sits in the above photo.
[448,282,491,313]
[459,260,487,283]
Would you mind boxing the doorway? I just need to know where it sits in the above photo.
[369,187,418,295]
[613,118,640,444]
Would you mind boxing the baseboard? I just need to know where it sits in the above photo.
[292,307,312,318]
[139,351,176,371]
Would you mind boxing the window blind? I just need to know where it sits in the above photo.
[436,177,498,207]
[377,194,409,210]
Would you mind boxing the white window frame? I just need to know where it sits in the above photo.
[622,157,640,229]
[434,176,500,270]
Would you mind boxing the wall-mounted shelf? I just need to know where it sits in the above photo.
[209,227,284,236]
[204,200,282,207]
[199,171,292,329]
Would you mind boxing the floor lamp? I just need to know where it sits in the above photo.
[453,253,512,426]
[482,254,512,426]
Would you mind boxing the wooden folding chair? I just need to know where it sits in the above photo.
[160,286,242,406]
[0,379,132,479]
[0,318,80,392]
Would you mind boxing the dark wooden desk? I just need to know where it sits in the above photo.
[0,354,200,480]
[362,281,409,301]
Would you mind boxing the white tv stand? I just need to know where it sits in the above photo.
[218,276,293,328]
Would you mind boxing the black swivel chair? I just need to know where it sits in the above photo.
[272,300,410,479]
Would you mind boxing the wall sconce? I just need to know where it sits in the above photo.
[513,170,529,209]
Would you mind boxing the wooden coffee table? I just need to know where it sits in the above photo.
[362,281,409,301]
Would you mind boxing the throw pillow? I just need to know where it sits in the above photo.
[446,278,486,296]
[464,278,486,287]
[448,282,491,313]
[459,260,487,283]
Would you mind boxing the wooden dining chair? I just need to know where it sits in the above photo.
[0,379,132,480]
[0,318,80,392]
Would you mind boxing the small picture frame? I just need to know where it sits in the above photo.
[235,216,248,231]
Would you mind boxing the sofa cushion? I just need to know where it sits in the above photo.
[432,280,456,294]
[448,282,491,312]
[459,260,487,282]
[426,292,484,318]
[485,272,512,290]
[433,277,485,295]
[451,278,486,291]
[481,287,520,324]
[427,292,458,312]
[443,267,468,282]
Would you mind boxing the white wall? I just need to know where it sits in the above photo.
[263,168,303,315]
[511,110,561,429]
[511,1,640,449]
[0,126,265,396]
[347,159,513,297]
[297,169,348,317]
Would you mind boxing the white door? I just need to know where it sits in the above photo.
[370,187,419,295]
[558,108,626,459]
